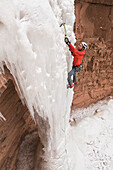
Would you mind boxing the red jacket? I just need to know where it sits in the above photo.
[68,43,85,66]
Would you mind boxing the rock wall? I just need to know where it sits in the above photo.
[80,0,113,5]
[72,0,113,109]
[0,80,39,170]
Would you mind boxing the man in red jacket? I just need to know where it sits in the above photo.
[65,37,87,88]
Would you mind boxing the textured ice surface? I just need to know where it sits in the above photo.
[0,0,76,169]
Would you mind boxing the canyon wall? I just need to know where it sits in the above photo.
[0,80,39,170]
[72,0,113,109]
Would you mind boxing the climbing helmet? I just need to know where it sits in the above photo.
[81,42,87,50]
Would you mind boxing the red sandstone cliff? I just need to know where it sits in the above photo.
[72,0,113,109]
[0,80,39,169]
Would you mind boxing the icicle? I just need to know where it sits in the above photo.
[0,112,6,121]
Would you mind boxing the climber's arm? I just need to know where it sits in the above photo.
[73,48,85,56]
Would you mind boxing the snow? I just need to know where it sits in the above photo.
[0,0,113,170]
[70,98,113,170]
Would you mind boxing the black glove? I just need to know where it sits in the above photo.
[64,37,70,45]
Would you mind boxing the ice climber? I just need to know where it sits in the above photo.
[65,36,87,89]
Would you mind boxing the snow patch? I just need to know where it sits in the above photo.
[70,99,113,170]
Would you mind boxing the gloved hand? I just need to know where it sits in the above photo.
[64,36,71,45]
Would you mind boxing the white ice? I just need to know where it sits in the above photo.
[0,112,6,121]
[0,0,75,169]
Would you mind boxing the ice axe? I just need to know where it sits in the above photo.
[60,23,67,37]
